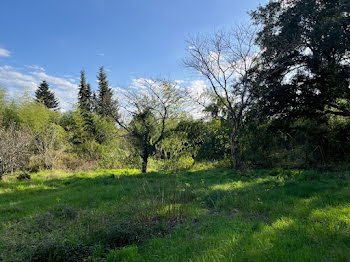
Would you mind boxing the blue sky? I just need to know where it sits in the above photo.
[0,0,266,110]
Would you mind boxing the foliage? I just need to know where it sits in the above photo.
[0,88,6,124]
[18,101,59,134]
[0,0,349,175]
[2,100,21,128]
[251,0,350,118]
[78,70,93,113]
[118,79,184,173]
[77,70,95,135]
[96,66,119,121]
[34,80,59,110]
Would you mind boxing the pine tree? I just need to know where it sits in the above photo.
[35,80,59,110]
[96,66,119,121]
[77,70,95,135]
[92,92,98,112]
[78,70,92,113]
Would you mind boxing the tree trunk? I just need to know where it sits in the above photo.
[141,155,148,173]
[230,128,240,170]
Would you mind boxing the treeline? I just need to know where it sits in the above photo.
[0,67,127,178]
[0,0,349,177]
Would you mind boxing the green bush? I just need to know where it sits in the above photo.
[155,156,194,172]
[28,155,45,172]
[16,172,31,180]
[58,153,98,171]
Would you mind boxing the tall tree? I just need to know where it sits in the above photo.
[251,0,350,118]
[77,70,94,135]
[34,80,59,110]
[78,70,92,113]
[96,66,119,121]
[184,25,259,169]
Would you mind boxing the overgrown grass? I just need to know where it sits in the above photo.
[1,168,350,261]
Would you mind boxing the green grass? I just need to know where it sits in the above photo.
[1,168,350,261]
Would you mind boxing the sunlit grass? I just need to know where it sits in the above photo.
[0,168,350,261]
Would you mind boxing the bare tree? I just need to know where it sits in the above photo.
[116,79,183,173]
[34,124,66,169]
[184,24,259,169]
[0,123,32,178]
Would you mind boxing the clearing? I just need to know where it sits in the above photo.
[0,168,350,261]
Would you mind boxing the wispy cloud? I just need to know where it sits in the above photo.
[97,53,105,57]
[0,65,37,92]
[0,65,78,111]
[130,78,155,90]
[184,80,208,119]
[175,80,185,85]
[31,71,78,90]
[25,65,45,71]
[0,48,11,57]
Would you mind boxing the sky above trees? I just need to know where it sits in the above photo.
[0,0,267,111]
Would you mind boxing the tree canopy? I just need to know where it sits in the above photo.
[252,0,350,118]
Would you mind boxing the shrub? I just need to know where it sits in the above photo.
[58,153,98,171]
[16,172,31,180]
[28,155,45,172]
[0,123,32,179]
[155,156,194,172]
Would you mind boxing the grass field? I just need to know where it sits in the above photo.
[1,168,350,261]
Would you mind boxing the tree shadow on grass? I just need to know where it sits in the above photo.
[1,168,349,222]
[1,168,350,261]
[161,169,350,261]
[141,180,350,261]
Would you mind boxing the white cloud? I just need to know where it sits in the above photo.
[186,80,208,99]
[175,80,185,85]
[130,78,155,90]
[111,86,127,94]
[187,46,196,51]
[25,65,45,71]
[128,78,208,119]
[110,86,127,102]
[62,74,78,83]
[31,71,78,90]
[97,53,105,57]
[0,48,10,57]
[184,80,208,119]
[0,66,37,92]
[0,65,78,111]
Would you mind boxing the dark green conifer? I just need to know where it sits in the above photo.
[78,70,92,113]
[34,80,59,110]
[96,66,119,121]
[77,70,95,135]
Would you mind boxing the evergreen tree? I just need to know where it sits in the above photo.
[96,66,119,121]
[86,83,93,110]
[78,70,92,113]
[34,80,59,110]
[92,92,98,112]
[77,70,95,135]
